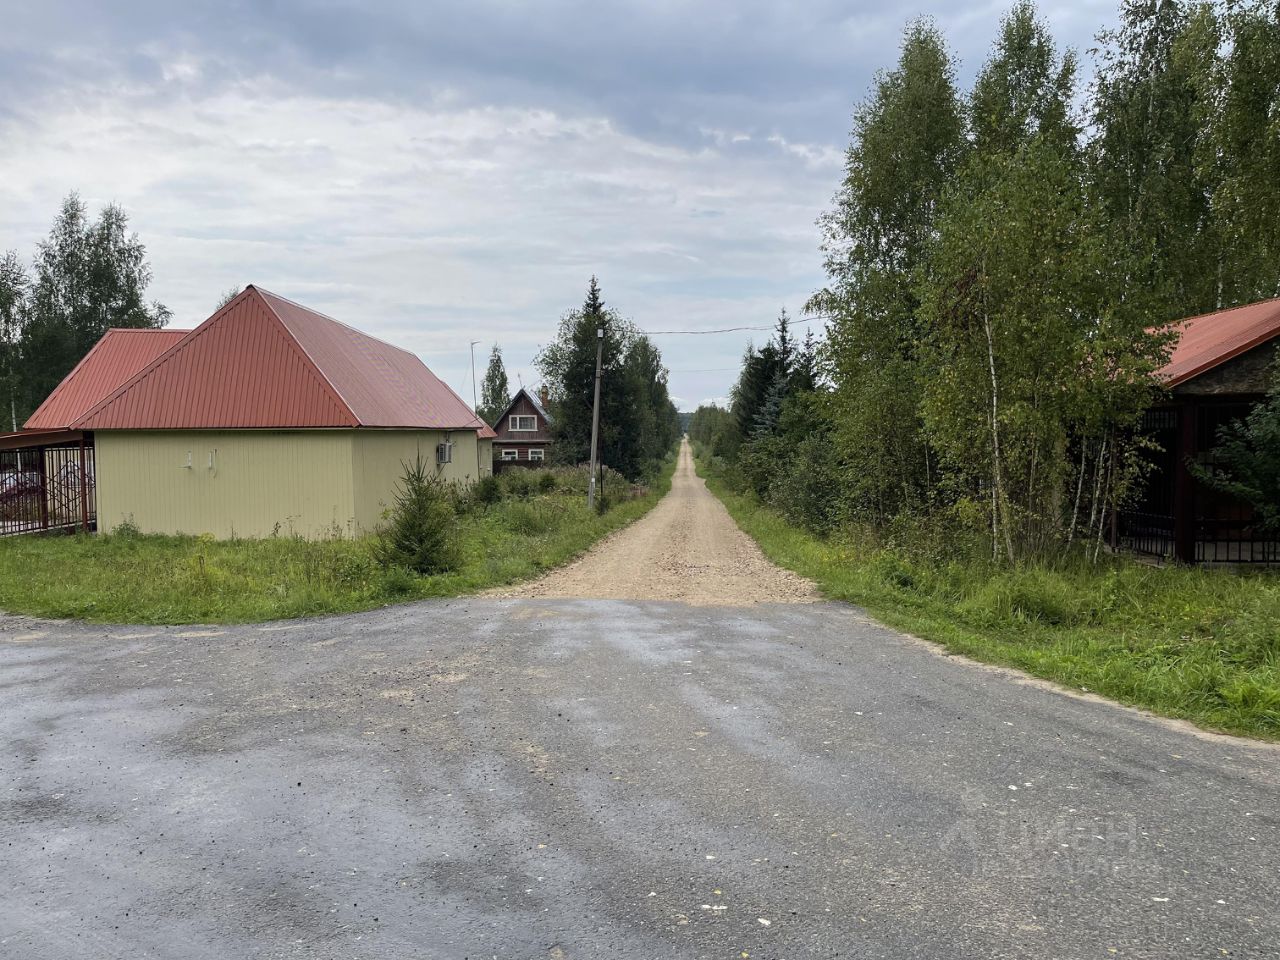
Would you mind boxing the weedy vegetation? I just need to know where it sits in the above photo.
[696,451,1280,740]
[0,456,674,625]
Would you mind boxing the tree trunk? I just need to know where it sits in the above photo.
[984,311,1015,564]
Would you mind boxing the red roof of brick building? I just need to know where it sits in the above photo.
[71,286,494,435]
[1160,297,1280,387]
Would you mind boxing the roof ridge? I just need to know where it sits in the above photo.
[250,287,361,424]
[72,288,355,429]
[23,334,114,429]
[250,285,419,361]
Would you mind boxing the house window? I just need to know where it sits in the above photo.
[510,415,537,432]
[528,448,544,462]
[500,449,518,461]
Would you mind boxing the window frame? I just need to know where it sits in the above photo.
[500,449,519,461]
[509,414,537,432]
[527,448,545,462]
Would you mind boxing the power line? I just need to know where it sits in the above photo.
[638,316,828,336]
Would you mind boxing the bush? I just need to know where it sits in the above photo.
[500,470,535,499]
[375,455,461,574]
[768,435,843,536]
[470,474,502,508]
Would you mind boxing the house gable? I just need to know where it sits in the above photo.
[493,388,552,444]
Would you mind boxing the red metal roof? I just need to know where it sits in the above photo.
[1160,297,1280,387]
[73,286,492,433]
[23,328,190,430]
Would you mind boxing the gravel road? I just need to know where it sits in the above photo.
[491,439,816,604]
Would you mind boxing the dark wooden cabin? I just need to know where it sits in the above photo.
[1118,297,1280,564]
[491,387,553,470]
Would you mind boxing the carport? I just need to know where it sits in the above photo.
[0,428,95,535]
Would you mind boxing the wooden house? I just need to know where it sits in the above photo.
[1117,297,1280,563]
[491,387,553,469]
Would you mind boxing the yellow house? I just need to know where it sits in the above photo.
[66,286,495,539]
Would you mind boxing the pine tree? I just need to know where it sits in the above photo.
[477,344,510,426]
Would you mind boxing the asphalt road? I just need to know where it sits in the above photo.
[1,599,1278,959]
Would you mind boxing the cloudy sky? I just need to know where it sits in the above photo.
[1,0,1116,409]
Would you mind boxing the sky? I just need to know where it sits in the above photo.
[1,0,1117,410]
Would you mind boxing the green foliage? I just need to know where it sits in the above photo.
[470,474,502,508]
[477,344,510,426]
[687,404,740,461]
[375,454,461,575]
[917,138,1165,561]
[1192,371,1280,531]
[0,251,27,431]
[0,460,677,625]
[697,454,1280,740]
[536,277,679,479]
[15,194,170,422]
[807,19,966,523]
[1090,0,1223,321]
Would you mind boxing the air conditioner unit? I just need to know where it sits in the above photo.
[436,441,453,465]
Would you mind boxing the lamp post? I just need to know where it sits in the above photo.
[587,326,604,510]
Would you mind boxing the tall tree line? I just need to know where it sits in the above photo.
[714,0,1280,563]
[536,277,680,479]
[0,194,169,429]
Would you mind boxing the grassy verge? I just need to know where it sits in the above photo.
[695,455,1280,740]
[0,457,676,625]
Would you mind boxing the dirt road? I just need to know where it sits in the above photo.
[493,438,815,604]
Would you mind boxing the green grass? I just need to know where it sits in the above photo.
[695,455,1280,740]
[0,458,675,625]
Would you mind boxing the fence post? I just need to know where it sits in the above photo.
[37,448,49,531]
[78,439,89,532]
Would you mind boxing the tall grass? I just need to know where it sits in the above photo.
[0,456,676,625]
[696,455,1280,740]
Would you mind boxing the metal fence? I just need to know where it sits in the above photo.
[0,443,95,536]
[1117,403,1278,564]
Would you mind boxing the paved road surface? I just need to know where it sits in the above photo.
[2,451,1278,958]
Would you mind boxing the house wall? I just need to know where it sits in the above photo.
[495,441,550,466]
[97,429,489,539]
[95,430,357,539]
[350,429,484,532]
[1172,340,1279,396]
[494,393,552,443]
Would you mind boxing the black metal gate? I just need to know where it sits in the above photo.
[0,440,95,536]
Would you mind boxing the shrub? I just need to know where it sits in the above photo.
[768,435,842,536]
[470,474,502,508]
[375,455,460,574]
[538,471,557,493]
[500,470,535,499]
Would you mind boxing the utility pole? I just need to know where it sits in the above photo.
[587,326,604,510]
[470,340,481,480]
